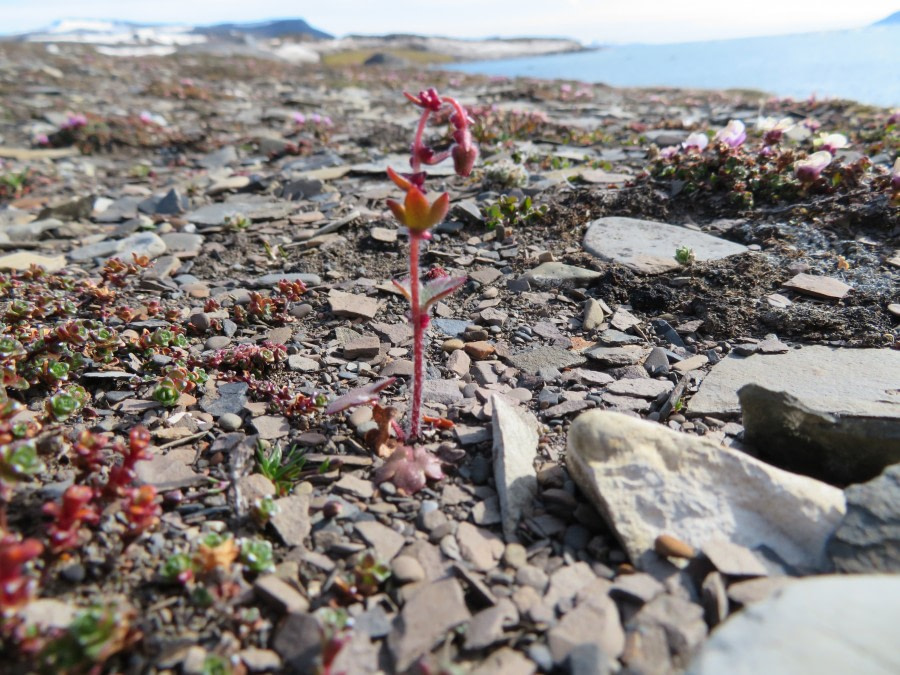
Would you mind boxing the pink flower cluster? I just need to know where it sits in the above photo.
[62,113,88,130]
[294,111,333,127]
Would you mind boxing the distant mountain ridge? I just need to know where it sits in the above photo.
[13,17,332,43]
[6,17,584,65]
[196,19,332,40]
[872,11,900,25]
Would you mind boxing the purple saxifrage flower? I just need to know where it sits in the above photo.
[682,131,709,152]
[816,132,848,154]
[714,120,746,148]
[794,150,832,182]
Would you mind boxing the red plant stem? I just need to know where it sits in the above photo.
[409,231,423,438]
[441,96,468,126]
[411,110,430,173]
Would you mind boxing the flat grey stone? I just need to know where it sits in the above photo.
[254,574,310,613]
[597,329,643,346]
[702,540,769,577]
[200,382,250,417]
[690,347,900,418]
[252,415,290,440]
[610,306,641,331]
[198,145,238,169]
[469,267,502,285]
[492,394,539,541]
[464,601,517,650]
[521,262,602,289]
[252,272,322,287]
[455,424,492,446]
[68,239,123,262]
[688,575,900,675]
[288,355,319,372]
[543,399,592,417]
[154,187,188,215]
[185,201,292,227]
[329,290,379,320]
[631,595,707,670]
[354,520,405,562]
[584,345,648,367]
[548,581,624,663]
[582,298,606,331]
[270,494,311,547]
[583,216,748,274]
[432,318,471,337]
[387,578,471,671]
[134,447,204,491]
[271,612,321,674]
[352,154,456,177]
[828,464,900,573]
[422,379,463,405]
[739,384,900,485]
[160,232,203,254]
[94,196,142,222]
[607,378,674,399]
[644,346,670,375]
[507,346,586,375]
[2,217,61,241]
[115,231,167,261]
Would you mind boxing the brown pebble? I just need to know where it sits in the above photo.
[655,533,696,559]
[617,563,636,575]
[464,340,495,360]
[442,338,464,353]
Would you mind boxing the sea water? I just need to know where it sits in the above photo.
[446,25,900,108]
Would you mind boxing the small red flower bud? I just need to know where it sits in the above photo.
[452,145,478,177]
[405,88,443,111]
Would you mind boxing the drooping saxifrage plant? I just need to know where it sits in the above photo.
[387,87,478,437]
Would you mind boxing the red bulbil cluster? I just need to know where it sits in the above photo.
[121,485,161,534]
[0,534,43,613]
[103,426,152,499]
[42,484,99,553]
[71,428,108,476]
[41,426,160,552]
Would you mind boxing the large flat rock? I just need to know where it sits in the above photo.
[583,216,748,274]
[739,384,900,485]
[567,410,845,572]
[689,347,900,418]
[688,575,900,675]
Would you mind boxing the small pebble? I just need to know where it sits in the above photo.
[391,555,426,584]
[218,412,243,431]
[442,338,464,353]
[503,542,528,569]
[654,533,697,559]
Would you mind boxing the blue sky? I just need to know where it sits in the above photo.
[1,0,898,44]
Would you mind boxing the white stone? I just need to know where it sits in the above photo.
[688,347,900,418]
[583,216,748,274]
[688,575,900,675]
[566,410,845,572]
[492,394,539,541]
